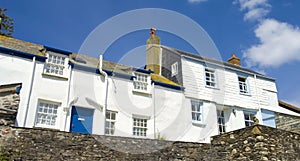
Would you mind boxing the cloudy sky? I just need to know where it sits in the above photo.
[1,0,300,107]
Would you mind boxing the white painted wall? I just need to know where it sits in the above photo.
[67,68,105,134]
[0,53,34,127]
[1,48,298,144]
[0,52,70,130]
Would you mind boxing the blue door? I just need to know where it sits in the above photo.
[70,106,94,134]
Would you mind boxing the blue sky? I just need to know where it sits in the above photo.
[1,0,300,107]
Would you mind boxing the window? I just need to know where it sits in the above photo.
[244,111,255,127]
[35,100,59,128]
[133,118,147,136]
[238,77,248,94]
[191,100,203,123]
[217,110,226,134]
[133,72,148,91]
[44,52,66,76]
[261,109,276,128]
[205,68,216,87]
[171,62,178,76]
[105,111,117,135]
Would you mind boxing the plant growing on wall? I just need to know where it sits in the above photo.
[0,8,14,37]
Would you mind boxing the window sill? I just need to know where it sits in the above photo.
[192,121,206,127]
[239,92,251,96]
[132,90,152,97]
[132,135,148,138]
[42,73,68,81]
[205,85,219,90]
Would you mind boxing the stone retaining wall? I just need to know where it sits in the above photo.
[0,125,299,160]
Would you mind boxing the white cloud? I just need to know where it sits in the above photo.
[188,0,207,4]
[243,8,269,21]
[243,19,300,68]
[238,0,270,10]
[234,0,271,21]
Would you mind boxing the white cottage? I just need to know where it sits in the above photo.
[0,33,299,143]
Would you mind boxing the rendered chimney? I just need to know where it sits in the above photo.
[228,54,241,66]
[146,28,161,74]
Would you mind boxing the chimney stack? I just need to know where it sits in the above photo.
[228,54,241,66]
[146,28,161,74]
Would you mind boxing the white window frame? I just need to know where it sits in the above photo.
[205,68,216,88]
[191,100,203,124]
[105,111,117,135]
[35,99,60,129]
[133,117,148,137]
[244,111,256,127]
[44,51,67,77]
[217,110,226,134]
[171,62,178,76]
[238,76,249,94]
[133,72,149,92]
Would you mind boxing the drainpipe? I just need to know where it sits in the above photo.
[153,82,156,139]
[99,54,108,135]
[23,56,36,127]
[63,65,73,131]
[254,74,262,124]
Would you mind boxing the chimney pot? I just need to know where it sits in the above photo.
[228,54,241,66]
[146,28,161,74]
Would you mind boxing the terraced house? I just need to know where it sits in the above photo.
[0,30,299,143]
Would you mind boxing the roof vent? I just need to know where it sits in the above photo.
[74,57,87,64]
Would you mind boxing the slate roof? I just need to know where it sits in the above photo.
[0,35,275,88]
[70,53,181,86]
[0,35,180,88]
[0,35,45,56]
[279,100,300,114]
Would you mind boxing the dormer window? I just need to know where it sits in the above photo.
[133,72,149,92]
[171,62,178,76]
[238,76,248,94]
[44,51,67,77]
[205,68,216,87]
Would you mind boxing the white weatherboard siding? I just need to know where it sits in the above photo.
[181,57,280,111]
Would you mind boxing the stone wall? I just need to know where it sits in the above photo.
[0,83,21,129]
[276,112,300,133]
[0,125,299,160]
[211,125,300,161]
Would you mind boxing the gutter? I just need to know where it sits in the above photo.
[99,54,109,135]
[23,56,36,127]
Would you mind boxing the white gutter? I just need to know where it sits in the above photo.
[23,56,36,127]
[99,54,108,135]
